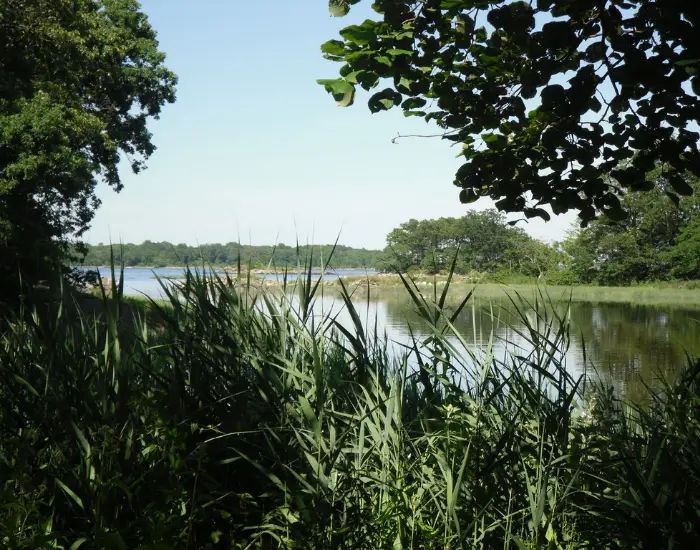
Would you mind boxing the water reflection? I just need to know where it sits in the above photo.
[320,289,699,401]
[87,267,698,401]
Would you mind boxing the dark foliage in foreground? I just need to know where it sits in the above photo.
[1,265,698,548]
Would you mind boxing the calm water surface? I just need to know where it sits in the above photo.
[88,267,699,400]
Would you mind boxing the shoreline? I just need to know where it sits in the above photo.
[78,265,377,273]
[78,267,700,306]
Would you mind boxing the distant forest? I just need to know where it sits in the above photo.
[80,173,699,284]
[80,242,382,269]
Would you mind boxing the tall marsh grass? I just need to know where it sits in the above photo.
[0,259,698,549]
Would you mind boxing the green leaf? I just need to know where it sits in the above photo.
[386,48,412,56]
[368,88,401,112]
[339,20,378,45]
[329,0,350,17]
[401,97,426,110]
[317,78,356,106]
[482,133,507,150]
[321,40,346,57]
[55,479,84,510]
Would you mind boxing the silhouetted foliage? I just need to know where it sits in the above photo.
[322,1,699,224]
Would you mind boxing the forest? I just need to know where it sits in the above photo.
[80,241,382,269]
[81,171,699,285]
[378,172,699,284]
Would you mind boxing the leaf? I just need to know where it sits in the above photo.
[540,84,565,110]
[459,188,478,203]
[401,97,426,110]
[482,132,507,150]
[320,40,345,57]
[524,207,551,221]
[669,173,693,196]
[339,20,378,45]
[368,88,401,112]
[13,374,39,396]
[329,1,349,17]
[317,78,356,106]
[55,479,84,510]
[71,421,91,458]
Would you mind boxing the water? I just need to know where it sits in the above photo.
[304,291,698,401]
[84,267,700,400]
[83,266,378,298]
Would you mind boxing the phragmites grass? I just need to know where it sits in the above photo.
[1,250,698,549]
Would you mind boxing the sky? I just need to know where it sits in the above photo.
[85,0,577,250]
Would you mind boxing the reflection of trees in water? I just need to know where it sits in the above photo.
[379,292,699,399]
[567,302,699,399]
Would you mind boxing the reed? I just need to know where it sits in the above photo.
[0,254,697,548]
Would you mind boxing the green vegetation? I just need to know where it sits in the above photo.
[322,1,699,224]
[1,266,698,548]
[80,176,700,287]
[81,241,382,269]
[1,2,699,547]
[563,171,699,284]
[377,209,560,278]
[378,174,699,285]
[0,0,176,301]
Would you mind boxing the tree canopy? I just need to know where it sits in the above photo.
[322,0,699,223]
[562,171,700,284]
[0,0,176,295]
[378,209,560,276]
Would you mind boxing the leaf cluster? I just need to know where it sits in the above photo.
[320,0,699,223]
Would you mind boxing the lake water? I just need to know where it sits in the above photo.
[85,266,378,299]
[85,267,700,400]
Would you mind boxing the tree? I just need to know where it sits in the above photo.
[378,209,549,275]
[666,216,700,279]
[321,1,699,223]
[0,0,177,296]
[562,171,699,284]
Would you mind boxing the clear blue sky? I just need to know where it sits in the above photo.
[86,0,576,250]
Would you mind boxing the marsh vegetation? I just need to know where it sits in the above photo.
[1,265,698,548]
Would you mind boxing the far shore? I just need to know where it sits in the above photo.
[87,273,699,309]
[79,265,377,273]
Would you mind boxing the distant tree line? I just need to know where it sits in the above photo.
[377,210,560,278]
[80,242,382,269]
[379,172,699,284]
[82,172,699,284]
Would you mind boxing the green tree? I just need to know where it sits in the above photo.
[321,1,699,223]
[562,172,699,284]
[666,216,700,279]
[378,209,550,275]
[0,0,177,297]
